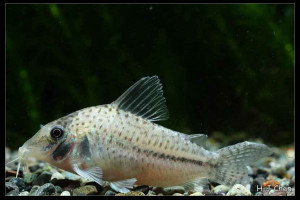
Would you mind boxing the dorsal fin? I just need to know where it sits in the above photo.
[111,76,169,122]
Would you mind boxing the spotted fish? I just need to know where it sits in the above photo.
[15,76,272,193]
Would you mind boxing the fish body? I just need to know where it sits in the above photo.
[57,105,214,186]
[17,76,272,193]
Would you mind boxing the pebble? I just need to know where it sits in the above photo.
[19,191,29,196]
[50,172,80,188]
[290,177,295,187]
[251,177,265,194]
[115,191,145,196]
[270,190,287,196]
[263,189,274,196]
[279,178,290,187]
[270,163,286,177]
[285,160,294,170]
[50,172,64,182]
[256,168,269,178]
[162,186,185,195]
[84,181,103,193]
[287,167,295,178]
[213,185,230,194]
[60,191,71,196]
[99,186,111,195]
[6,190,19,196]
[255,191,263,196]
[61,171,82,182]
[62,184,81,193]
[24,185,32,192]
[173,193,184,196]
[29,165,40,173]
[42,165,52,172]
[72,185,98,196]
[227,184,251,196]
[5,176,15,182]
[133,185,150,194]
[32,183,57,196]
[5,182,19,193]
[152,186,164,194]
[9,177,26,191]
[104,190,117,196]
[147,190,156,196]
[33,171,52,186]
[29,185,40,195]
[55,185,62,193]
[23,173,38,185]
[189,191,204,196]
[202,189,215,196]
[287,190,295,196]
[263,180,280,188]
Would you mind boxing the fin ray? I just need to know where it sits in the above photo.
[72,163,103,186]
[112,76,169,121]
[210,141,272,186]
[110,178,137,193]
[183,178,210,192]
[187,134,208,148]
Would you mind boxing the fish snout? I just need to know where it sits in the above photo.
[18,146,29,157]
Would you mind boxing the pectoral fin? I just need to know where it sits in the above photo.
[110,178,137,193]
[72,163,103,186]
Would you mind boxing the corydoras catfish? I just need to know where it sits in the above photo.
[14,76,272,193]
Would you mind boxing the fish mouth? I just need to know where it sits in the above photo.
[18,146,29,156]
[18,145,35,157]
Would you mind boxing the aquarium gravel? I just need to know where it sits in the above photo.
[5,142,294,196]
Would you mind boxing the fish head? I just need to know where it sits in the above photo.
[18,113,77,165]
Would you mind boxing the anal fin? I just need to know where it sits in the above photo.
[110,178,137,193]
[183,178,210,192]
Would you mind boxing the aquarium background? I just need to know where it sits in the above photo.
[6,4,294,150]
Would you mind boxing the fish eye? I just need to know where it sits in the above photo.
[50,127,64,139]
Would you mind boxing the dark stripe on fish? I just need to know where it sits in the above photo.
[52,140,72,161]
[156,152,203,166]
[113,140,204,166]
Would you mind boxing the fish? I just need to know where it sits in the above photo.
[12,75,272,193]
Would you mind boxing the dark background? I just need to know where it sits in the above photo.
[6,4,294,150]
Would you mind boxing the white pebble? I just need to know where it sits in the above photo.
[61,191,71,196]
[190,192,204,196]
[18,191,29,196]
[213,185,230,194]
[173,193,184,196]
[51,172,64,180]
[227,184,251,196]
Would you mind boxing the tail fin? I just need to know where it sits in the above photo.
[209,141,272,186]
